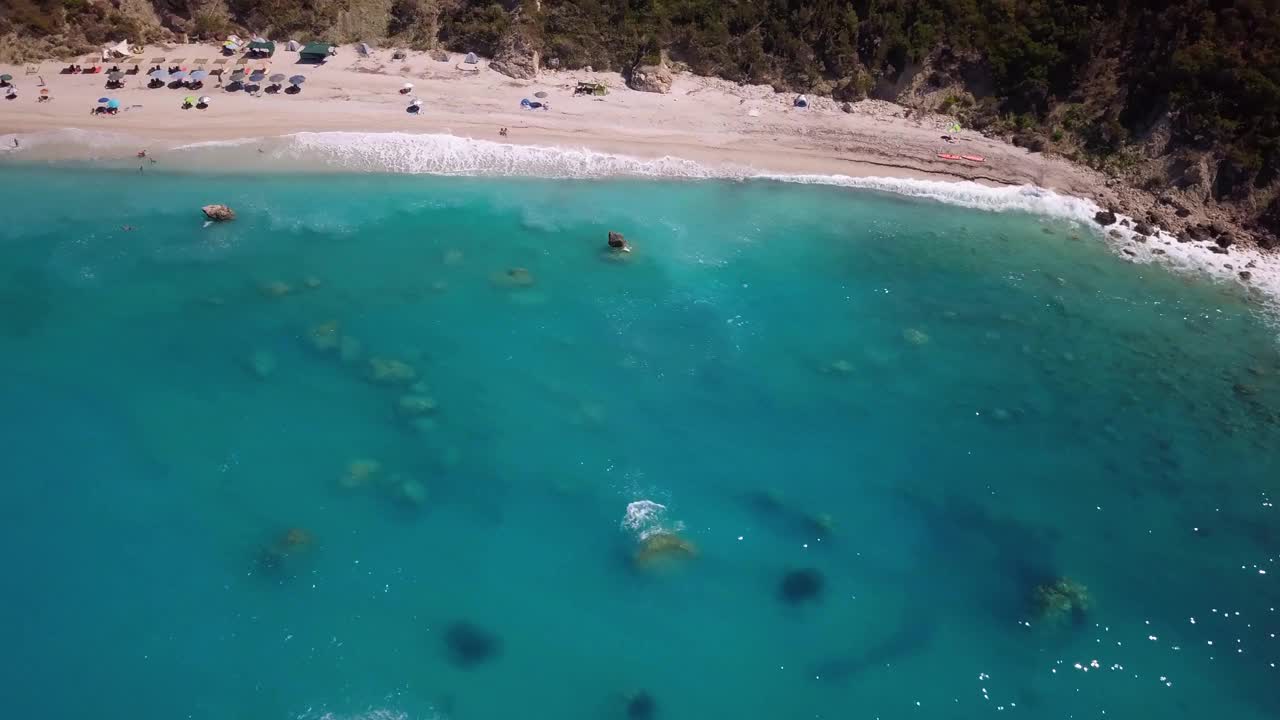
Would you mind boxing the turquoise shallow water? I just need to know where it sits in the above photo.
[1,167,1277,720]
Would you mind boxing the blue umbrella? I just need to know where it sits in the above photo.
[170,70,188,81]
[189,70,208,81]
[148,69,167,79]
[249,71,266,82]
[98,97,111,103]
[106,99,120,109]
[288,75,306,85]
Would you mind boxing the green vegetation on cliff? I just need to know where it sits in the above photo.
[2,0,1278,234]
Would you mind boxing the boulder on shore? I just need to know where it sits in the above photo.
[628,63,673,94]
[489,23,540,80]
[1093,210,1117,226]
[202,204,235,222]
[1133,221,1154,236]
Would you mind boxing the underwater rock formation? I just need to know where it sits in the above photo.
[397,394,438,416]
[255,527,313,577]
[247,349,276,379]
[308,320,340,352]
[779,568,824,605]
[259,281,293,298]
[625,690,656,720]
[443,621,501,668]
[1033,577,1091,622]
[368,357,417,384]
[634,531,697,569]
[903,328,930,345]
[398,478,428,506]
[340,458,381,488]
[822,359,855,376]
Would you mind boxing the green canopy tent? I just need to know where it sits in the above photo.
[299,43,333,63]
[247,40,276,58]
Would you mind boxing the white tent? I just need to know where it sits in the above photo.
[104,39,132,59]
[464,52,478,64]
[285,40,301,51]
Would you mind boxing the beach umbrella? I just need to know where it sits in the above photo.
[148,69,168,80]
[183,95,196,105]
[198,96,211,104]
[411,98,422,107]
[40,89,49,96]
[289,75,306,85]
[230,69,246,80]
[170,70,188,81]
[534,91,548,98]
[0,74,12,82]
[98,96,111,103]
[189,70,208,82]
[107,71,123,81]
[402,82,413,90]
[106,99,120,109]
[249,71,266,82]
[269,73,285,83]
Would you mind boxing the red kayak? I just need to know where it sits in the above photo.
[937,153,963,161]
[961,154,986,163]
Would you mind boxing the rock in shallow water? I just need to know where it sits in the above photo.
[368,357,417,384]
[247,349,276,379]
[202,204,235,222]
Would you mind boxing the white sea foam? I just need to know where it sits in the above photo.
[620,500,685,540]
[264,132,1280,323]
[8,128,1277,326]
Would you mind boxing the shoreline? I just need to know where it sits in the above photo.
[2,42,1279,322]
[0,42,1110,189]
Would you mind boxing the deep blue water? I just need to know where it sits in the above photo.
[0,167,1277,720]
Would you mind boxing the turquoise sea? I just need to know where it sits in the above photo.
[1,163,1277,720]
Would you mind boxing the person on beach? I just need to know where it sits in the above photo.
[12,138,18,148]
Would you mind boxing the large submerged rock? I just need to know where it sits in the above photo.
[1093,210,1117,226]
[628,63,673,94]
[202,204,236,222]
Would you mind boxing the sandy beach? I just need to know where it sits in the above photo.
[0,42,1112,192]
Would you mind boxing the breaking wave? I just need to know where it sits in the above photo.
[264,132,1280,319]
[621,500,683,541]
[7,128,1277,324]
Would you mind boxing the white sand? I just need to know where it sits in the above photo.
[0,43,1100,191]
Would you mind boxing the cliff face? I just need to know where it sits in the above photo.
[2,0,1277,245]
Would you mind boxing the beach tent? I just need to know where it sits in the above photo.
[104,40,132,59]
[794,94,809,108]
[247,41,276,58]
[357,43,372,57]
[464,52,478,64]
[285,40,301,52]
[300,43,334,63]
